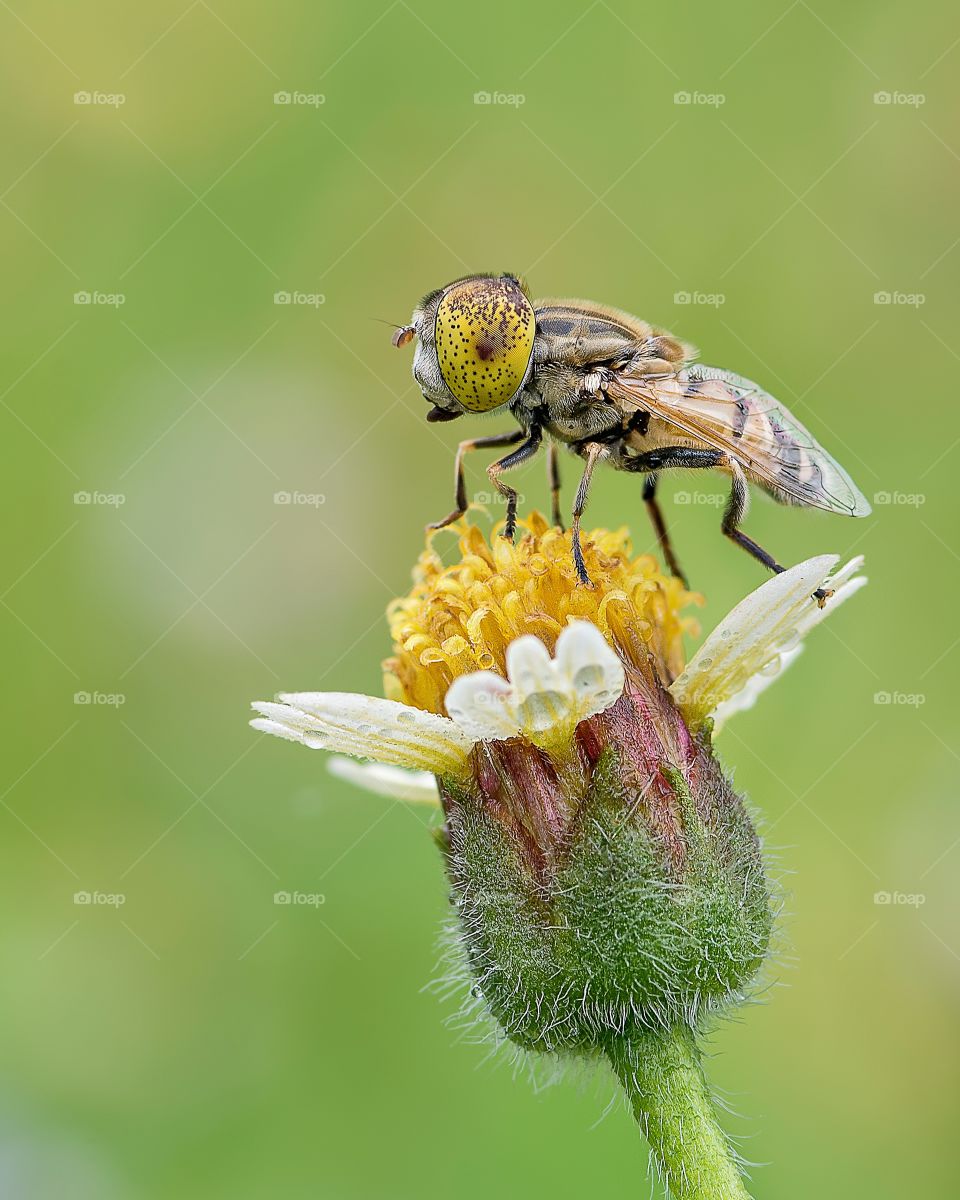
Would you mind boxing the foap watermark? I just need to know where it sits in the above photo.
[674,291,725,308]
[874,290,924,307]
[74,890,126,907]
[74,290,125,307]
[273,90,325,108]
[274,290,325,308]
[675,491,724,507]
[470,688,513,713]
[274,890,326,907]
[873,690,925,708]
[74,691,126,707]
[74,490,125,507]
[674,90,725,107]
[274,491,326,507]
[873,490,925,508]
[473,90,525,107]
[874,890,925,907]
[474,490,526,507]
[873,91,925,108]
[74,90,125,108]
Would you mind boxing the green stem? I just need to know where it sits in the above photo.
[606,1025,752,1200]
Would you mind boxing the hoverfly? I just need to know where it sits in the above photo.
[393,273,870,604]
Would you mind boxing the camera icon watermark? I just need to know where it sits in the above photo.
[273,491,326,507]
[873,91,925,107]
[74,90,126,108]
[674,491,724,507]
[273,290,325,308]
[473,90,525,107]
[74,291,125,307]
[273,91,325,107]
[473,490,525,507]
[74,691,126,707]
[74,890,126,907]
[674,290,725,308]
[674,90,725,107]
[273,890,326,907]
[873,290,925,307]
[73,490,126,507]
[873,890,925,907]
[873,690,925,708]
[872,490,925,507]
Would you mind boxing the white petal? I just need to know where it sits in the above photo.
[505,635,574,733]
[442,623,625,754]
[670,556,867,734]
[712,644,804,728]
[327,757,440,805]
[444,672,521,741]
[250,718,306,744]
[250,691,473,776]
[554,621,625,719]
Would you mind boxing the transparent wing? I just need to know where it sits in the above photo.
[606,365,872,516]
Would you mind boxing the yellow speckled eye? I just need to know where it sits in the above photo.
[435,276,535,412]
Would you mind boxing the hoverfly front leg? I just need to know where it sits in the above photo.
[641,474,689,589]
[427,430,524,532]
[487,426,543,540]
[571,443,604,586]
[547,441,564,530]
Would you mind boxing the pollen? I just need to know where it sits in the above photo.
[384,512,701,715]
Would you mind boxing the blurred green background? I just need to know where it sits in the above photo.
[2,1,958,1196]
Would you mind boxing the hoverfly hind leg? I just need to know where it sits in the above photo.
[722,462,831,605]
[721,460,828,604]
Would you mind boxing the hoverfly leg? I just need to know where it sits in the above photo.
[571,444,604,587]
[641,474,689,589]
[547,442,564,530]
[721,460,826,596]
[487,426,543,541]
[426,430,524,532]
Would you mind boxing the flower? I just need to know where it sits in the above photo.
[250,513,866,1199]
[252,516,864,805]
[383,511,695,713]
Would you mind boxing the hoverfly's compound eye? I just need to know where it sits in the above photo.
[435,276,535,412]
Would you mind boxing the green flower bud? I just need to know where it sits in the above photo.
[440,656,771,1053]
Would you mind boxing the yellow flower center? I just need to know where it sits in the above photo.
[384,512,701,715]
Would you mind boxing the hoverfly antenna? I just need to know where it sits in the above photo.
[391,325,415,348]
